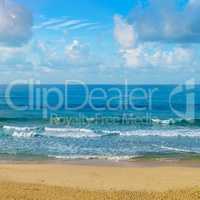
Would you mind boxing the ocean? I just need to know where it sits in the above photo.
[0,84,200,161]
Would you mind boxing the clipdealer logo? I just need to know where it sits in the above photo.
[169,79,195,122]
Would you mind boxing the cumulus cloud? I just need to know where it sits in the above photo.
[0,38,98,73]
[120,44,196,69]
[113,0,200,70]
[0,0,32,46]
[114,15,137,48]
[65,40,90,62]
[120,47,142,68]
[127,0,200,43]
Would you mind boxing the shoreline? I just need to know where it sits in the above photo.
[1,152,200,167]
[2,158,200,168]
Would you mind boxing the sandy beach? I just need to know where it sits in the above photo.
[0,161,200,199]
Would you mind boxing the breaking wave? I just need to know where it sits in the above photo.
[2,123,200,139]
[44,127,99,138]
[48,155,136,161]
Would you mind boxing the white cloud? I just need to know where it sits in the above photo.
[34,17,99,32]
[0,0,32,46]
[113,1,200,71]
[65,40,89,62]
[0,38,98,73]
[67,22,99,30]
[114,15,137,48]
[127,0,200,43]
[120,47,142,68]
[33,18,65,29]
[120,44,196,69]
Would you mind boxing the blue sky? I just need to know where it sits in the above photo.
[0,0,200,83]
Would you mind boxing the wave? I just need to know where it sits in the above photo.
[2,124,200,139]
[45,127,93,133]
[44,127,99,138]
[43,128,200,138]
[158,145,195,153]
[2,125,41,138]
[11,131,38,138]
[3,125,40,132]
[2,126,100,139]
[2,125,99,139]
[119,129,200,138]
[151,118,199,126]
[50,116,200,127]
[48,155,136,161]
[1,116,200,127]
[101,130,121,137]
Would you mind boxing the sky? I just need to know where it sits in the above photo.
[0,0,200,84]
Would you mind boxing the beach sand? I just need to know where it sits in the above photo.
[0,161,200,199]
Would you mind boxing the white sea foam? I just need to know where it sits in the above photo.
[151,118,195,125]
[2,126,99,139]
[158,145,193,152]
[3,125,39,131]
[2,125,200,139]
[48,155,136,161]
[101,130,121,136]
[2,125,39,138]
[119,129,200,138]
[12,131,37,138]
[152,119,172,125]
[44,127,99,138]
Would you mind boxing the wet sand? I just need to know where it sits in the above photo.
[0,161,200,199]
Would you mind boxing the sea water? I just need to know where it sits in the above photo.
[0,84,200,161]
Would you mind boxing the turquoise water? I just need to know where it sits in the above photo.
[0,84,200,161]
